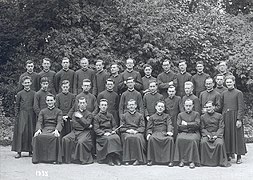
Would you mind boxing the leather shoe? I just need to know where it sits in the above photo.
[147,161,152,166]
[179,161,184,167]
[189,162,195,169]
[236,158,242,164]
[124,162,129,166]
[28,152,33,157]
[15,153,21,159]
[108,159,115,166]
[168,162,173,167]
[133,160,140,166]
[114,159,121,166]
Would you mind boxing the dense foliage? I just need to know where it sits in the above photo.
[0,0,252,116]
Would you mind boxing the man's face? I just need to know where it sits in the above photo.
[205,79,214,90]
[96,61,103,72]
[99,101,108,112]
[126,59,134,70]
[82,82,91,92]
[78,99,87,111]
[80,59,89,69]
[144,67,152,76]
[216,75,224,86]
[155,102,165,113]
[46,96,55,108]
[61,83,70,93]
[184,100,193,112]
[127,101,137,112]
[162,61,171,72]
[22,79,32,89]
[41,81,49,91]
[179,62,187,72]
[111,64,119,74]
[42,60,51,71]
[62,59,70,69]
[196,64,204,73]
[219,63,227,73]
[106,81,114,91]
[168,87,176,97]
[126,79,135,89]
[225,79,235,89]
[149,82,157,93]
[206,102,215,113]
[26,63,34,73]
[185,84,193,95]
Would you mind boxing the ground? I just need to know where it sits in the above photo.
[1,144,253,180]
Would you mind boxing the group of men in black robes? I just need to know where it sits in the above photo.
[12,57,247,168]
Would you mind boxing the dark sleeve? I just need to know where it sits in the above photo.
[54,72,60,94]
[73,113,93,129]
[193,98,201,114]
[55,95,60,109]
[55,110,63,132]
[137,93,144,115]
[215,115,224,138]
[15,92,21,116]
[110,114,117,131]
[119,94,125,115]
[136,114,145,133]
[187,112,200,131]
[33,93,40,115]
[73,72,78,95]
[35,110,44,131]
[92,74,98,96]
[143,95,149,117]
[166,115,173,133]
[214,93,221,113]
[177,113,187,132]
[92,97,99,115]
[134,72,143,91]
[17,75,24,93]
[237,91,245,120]
[93,115,105,136]
[146,116,153,135]
[120,114,127,133]
[200,116,211,137]
[157,74,170,91]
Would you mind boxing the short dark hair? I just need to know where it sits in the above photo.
[46,93,55,100]
[143,64,152,69]
[196,61,204,65]
[40,77,49,83]
[42,57,51,63]
[61,80,70,85]
[26,60,34,65]
[22,76,31,83]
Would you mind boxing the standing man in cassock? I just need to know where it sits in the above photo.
[32,94,63,164]
[191,61,210,97]
[174,99,201,169]
[118,58,143,93]
[93,60,109,97]
[55,80,75,137]
[221,75,247,164]
[215,61,233,83]
[110,63,122,95]
[97,79,120,126]
[215,74,227,94]
[142,64,156,95]
[12,76,36,158]
[94,99,122,166]
[143,81,163,123]
[120,99,146,165]
[165,85,183,139]
[62,97,93,164]
[157,60,177,98]
[33,77,50,117]
[55,57,75,94]
[74,57,96,95]
[119,77,144,116]
[176,60,192,97]
[146,101,174,166]
[38,58,56,95]
[17,60,40,93]
[182,81,201,114]
[200,101,229,167]
[199,77,221,114]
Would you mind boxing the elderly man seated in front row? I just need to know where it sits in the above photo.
[32,94,63,164]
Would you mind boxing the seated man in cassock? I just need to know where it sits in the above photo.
[200,101,229,167]
[94,99,122,166]
[32,94,63,164]
[120,99,146,166]
[174,99,200,169]
[62,97,93,164]
[146,100,174,167]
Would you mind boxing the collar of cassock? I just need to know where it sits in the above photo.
[186,110,192,114]
[97,70,103,74]
[145,75,152,78]
[206,88,213,93]
[82,68,88,72]
[100,111,107,115]
[112,73,118,78]
[156,112,163,116]
[186,93,193,97]
[197,72,203,75]
[43,69,50,73]
[180,71,186,74]
[48,106,55,110]
[83,91,89,94]
[63,68,69,72]
[129,110,136,114]
[168,95,174,99]
[164,70,171,74]
[62,91,69,95]
[107,89,113,92]
[151,91,157,95]
[126,69,133,73]
[216,85,224,89]
[128,88,135,92]
[27,71,33,74]
[24,88,31,92]
[228,87,235,91]
[207,111,215,115]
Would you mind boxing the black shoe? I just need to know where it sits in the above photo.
[168,162,173,167]
[179,161,184,167]
[189,162,195,169]
[236,158,242,164]
[124,162,129,166]
[15,152,21,159]
[114,159,121,166]
[28,152,33,157]
[108,159,115,166]
[133,160,140,166]
[147,161,152,166]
